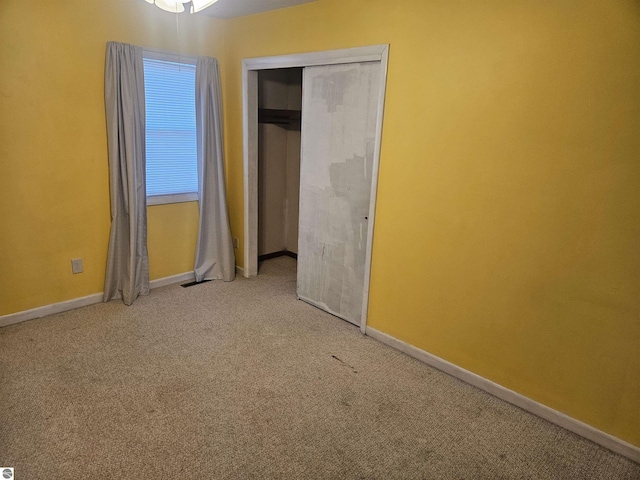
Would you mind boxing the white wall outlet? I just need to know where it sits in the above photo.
[232,237,239,249]
[71,258,83,274]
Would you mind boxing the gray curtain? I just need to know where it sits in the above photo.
[194,57,235,282]
[103,42,149,305]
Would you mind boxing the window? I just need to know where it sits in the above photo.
[143,51,198,205]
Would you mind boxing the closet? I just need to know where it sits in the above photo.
[257,68,303,260]
[244,45,389,330]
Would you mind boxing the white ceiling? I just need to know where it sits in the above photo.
[202,0,317,19]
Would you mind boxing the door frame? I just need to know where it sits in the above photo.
[242,45,389,333]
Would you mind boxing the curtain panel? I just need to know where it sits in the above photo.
[103,42,150,305]
[194,57,236,282]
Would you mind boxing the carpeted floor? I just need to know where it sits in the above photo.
[1,257,638,479]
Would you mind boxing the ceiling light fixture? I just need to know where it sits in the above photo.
[144,0,219,14]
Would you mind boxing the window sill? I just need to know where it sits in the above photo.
[147,192,199,206]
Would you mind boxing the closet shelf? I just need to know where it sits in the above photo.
[258,108,301,129]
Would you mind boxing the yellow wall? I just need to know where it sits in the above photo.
[1,0,639,449]
[221,0,640,446]
[0,1,224,314]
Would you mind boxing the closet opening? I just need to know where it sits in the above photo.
[242,45,389,332]
[257,68,303,267]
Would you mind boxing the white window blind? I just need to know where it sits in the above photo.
[143,56,198,200]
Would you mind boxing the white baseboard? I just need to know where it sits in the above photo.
[0,271,197,328]
[0,293,105,328]
[149,271,194,289]
[365,327,640,464]
[1,266,244,328]
[236,265,244,277]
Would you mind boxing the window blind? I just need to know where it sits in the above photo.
[143,57,198,197]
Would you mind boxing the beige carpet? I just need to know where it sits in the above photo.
[1,257,638,479]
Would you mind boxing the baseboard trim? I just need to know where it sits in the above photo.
[0,271,197,329]
[258,250,298,261]
[365,327,640,464]
[236,265,244,276]
[0,293,105,328]
[149,272,195,289]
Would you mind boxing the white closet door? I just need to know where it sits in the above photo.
[297,62,380,326]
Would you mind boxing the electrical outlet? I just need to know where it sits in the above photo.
[71,258,83,274]
[232,237,239,249]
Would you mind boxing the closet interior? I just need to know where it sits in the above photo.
[257,68,303,261]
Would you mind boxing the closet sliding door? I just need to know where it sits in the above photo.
[297,61,381,326]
